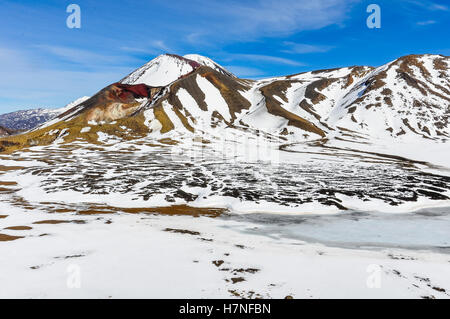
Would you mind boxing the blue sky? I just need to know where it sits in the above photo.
[0,0,449,112]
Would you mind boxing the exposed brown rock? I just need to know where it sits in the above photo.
[397,55,431,79]
[260,81,326,137]
[343,66,373,89]
[304,78,337,104]
[433,57,448,71]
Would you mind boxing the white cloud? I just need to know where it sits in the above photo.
[151,40,172,52]
[35,45,140,67]
[416,20,437,26]
[120,40,173,56]
[282,42,334,54]
[225,54,304,66]
[223,65,265,77]
[119,46,150,53]
[168,0,359,41]
[430,4,449,11]
[404,0,449,12]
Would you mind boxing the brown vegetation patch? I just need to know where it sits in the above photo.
[68,204,227,218]
[33,220,86,225]
[152,104,174,133]
[0,165,25,172]
[121,205,226,217]
[4,226,32,231]
[0,181,18,186]
[0,215,8,219]
[0,233,23,242]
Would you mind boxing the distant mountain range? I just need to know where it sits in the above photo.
[0,96,90,131]
[0,108,59,131]
[0,53,448,153]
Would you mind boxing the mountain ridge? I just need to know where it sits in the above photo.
[0,53,448,153]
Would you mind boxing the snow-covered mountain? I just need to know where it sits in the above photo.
[0,96,90,131]
[119,53,450,141]
[0,108,60,131]
[324,54,450,140]
[0,53,448,153]
[121,54,234,87]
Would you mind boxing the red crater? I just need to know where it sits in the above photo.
[114,83,151,99]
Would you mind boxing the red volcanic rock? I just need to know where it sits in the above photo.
[115,83,151,98]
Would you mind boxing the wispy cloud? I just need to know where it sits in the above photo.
[120,40,173,56]
[35,45,139,68]
[416,20,437,26]
[429,3,449,11]
[223,65,266,78]
[225,54,305,66]
[185,32,211,47]
[119,46,149,53]
[164,0,359,41]
[151,40,172,52]
[404,0,449,12]
[282,42,334,54]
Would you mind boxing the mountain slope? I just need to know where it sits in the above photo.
[327,54,449,139]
